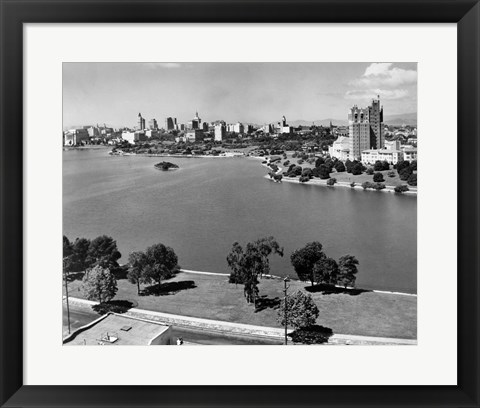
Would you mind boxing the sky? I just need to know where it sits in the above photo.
[63,62,417,128]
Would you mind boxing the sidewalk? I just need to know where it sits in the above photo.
[67,297,417,345]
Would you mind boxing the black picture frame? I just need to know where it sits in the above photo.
[1,1,479,407]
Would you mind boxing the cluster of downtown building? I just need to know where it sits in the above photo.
[63,110,295,146]
[120,112,294,144]
[63,97,417,164]
[328,97,417,164]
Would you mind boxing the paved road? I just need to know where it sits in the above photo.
[62,305,98,336]
[62,305,282,345]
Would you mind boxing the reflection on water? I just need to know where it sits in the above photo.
[63,149,417,293]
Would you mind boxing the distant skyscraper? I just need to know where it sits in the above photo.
[214,124,226,141]
[188,111,202,130]
[165,117,176,131]
[148,119,158,130]
[138,113,145,130]
[348,97,384,160]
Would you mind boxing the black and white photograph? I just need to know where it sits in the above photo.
[62,62,417,346]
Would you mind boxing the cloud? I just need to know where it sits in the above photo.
[350,63,417,88]
[345,89,409,100]
[144,62,182,69]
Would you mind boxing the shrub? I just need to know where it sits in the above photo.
[288,325,334,345]
[350,182,356,188]
[373,182,386,190]
[299,176,310,183]
[387,170,396,177]
[394,185,410,193]
[373,172,385,182]
[362,182,373,190]
[366,167,374,175]
[302,168,313,179]
[283,160,290,166]
[297,159,304,165]
[327,178,337,186]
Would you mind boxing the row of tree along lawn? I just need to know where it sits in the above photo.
[63,234,358,307]
[277,156,417,192]
[226,237,359,304]
[63,234,355,344]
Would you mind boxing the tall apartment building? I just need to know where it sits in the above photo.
[368,98,384,150]
[348,97,384,160]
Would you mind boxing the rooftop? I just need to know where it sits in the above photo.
[63,313,169,346]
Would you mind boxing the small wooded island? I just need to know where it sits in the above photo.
[154,161,179,171]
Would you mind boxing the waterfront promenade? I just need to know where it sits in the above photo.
[64,270,417,341]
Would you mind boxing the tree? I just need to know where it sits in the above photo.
[291,242,326,286]
[337,255,359,288]
[326,178,336,186]
[334,160,345,172]
[142,243,180,287]
[387,170,396,177]
[86,235,121,270]
[382,160,390,171]
[407,173,417,186]
[315,157,325,167]
[399,166,413,181]
[365,167,374,175]
[313,257,339,285]
[373,172,385,182]
[62,237,91,273]
[345,159,353,173]
[226,237,283,305]
[63,236,74,273]
[277,290,319,329]
[127,251,148,295]
[351,162,363,175]
[81,265,118,303]
[373,160,384,171]
[318,164,330,180]
[396,160,410,173]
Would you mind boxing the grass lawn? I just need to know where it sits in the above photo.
[65,271,416,339]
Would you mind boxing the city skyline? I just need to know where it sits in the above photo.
[63,62,417,128]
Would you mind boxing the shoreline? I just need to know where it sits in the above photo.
[262,160,417,196]
[265,174,418,195]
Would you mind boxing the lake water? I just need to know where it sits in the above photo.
[63,148,417,294]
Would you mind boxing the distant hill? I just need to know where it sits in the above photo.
[288,113,417,128]
[384,113,417,126]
